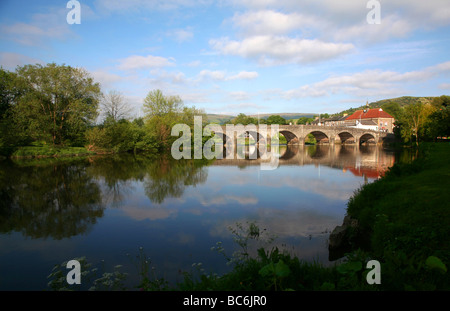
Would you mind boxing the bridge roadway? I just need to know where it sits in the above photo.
[210,124,393,146]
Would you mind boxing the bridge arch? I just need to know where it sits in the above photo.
[336,131,355,144]
[279,130,299,145]
[307,131,329,144]
[359,133,377,144]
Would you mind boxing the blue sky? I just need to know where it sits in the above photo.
[1,0,449,118]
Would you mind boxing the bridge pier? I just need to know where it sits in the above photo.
[329,136,335,145]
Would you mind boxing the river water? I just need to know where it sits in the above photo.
[0,144,411,290]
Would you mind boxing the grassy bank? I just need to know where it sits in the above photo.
[346,142,450,290]
[11,145,96,158]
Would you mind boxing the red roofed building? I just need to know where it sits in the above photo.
[345,108,395,132]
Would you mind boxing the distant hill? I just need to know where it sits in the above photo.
[337,96,435,116]
[248,113,316,120]
[206,114,235,124]
[206,113,317,124]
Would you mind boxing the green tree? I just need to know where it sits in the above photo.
[399,101,434,146]
[424,97,450,140]
[143,90,181,149]
[430,95,450,109]
[143,89,183,118]
[381,102,402,119]
[266,115,286,125]
[0,68,30,152]
[296,117,314,125]
[12,63,101,146]
[232,113,257,125]
[143,89,207,151]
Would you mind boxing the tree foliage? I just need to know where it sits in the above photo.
[143,89,207,151]
[394,96,449,145]
[8,63,101,146]
[266,115,286,125]
[232,113,258,125]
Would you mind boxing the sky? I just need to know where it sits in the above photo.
[1,0,449,118]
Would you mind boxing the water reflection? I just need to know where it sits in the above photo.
[0,160,104,239]
[0,145,396,240]
[216,144,395,180]
[0,145,405,289]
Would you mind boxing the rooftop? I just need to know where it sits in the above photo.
[346,108,394,120]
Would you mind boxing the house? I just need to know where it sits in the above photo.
[310,114,348,126]
[345,108,395,132]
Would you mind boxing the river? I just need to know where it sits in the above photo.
[0,144,412,290]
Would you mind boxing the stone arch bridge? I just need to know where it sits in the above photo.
[212,124,392,146]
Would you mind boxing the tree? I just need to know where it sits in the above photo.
[0,68,29,151]
[100,90,132,122]
[431,95,450,108]
[399,101,434,146]
[266,115,286,125]
[12,63,101,146]
[143,89,183,118]
[232,113,257,125]
[424,97,450,140]
[381,102,402,120]
[143,89,187,149]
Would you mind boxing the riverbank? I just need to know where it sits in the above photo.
[344,142,449,290]
[9,145,97,159]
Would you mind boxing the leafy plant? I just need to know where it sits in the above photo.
[258,259,291,291]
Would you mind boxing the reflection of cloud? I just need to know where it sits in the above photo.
[259,173,357,201]
[121,206,176,221]
[211,208,342,241]
[173,233,195,245]
[255,208,340,237]
[192,191,259,206]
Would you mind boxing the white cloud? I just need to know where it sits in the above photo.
[0,52,43,70]
[117,55,175,70]
[331,14,414,44]
[187,60,202,67]
[229,10,315,36]
[282,61,450,100]
[198,69,227,81]
[94,0,213,12]
[438,83,450,90]
[210,35,354,66]
[229,91,251,101]
[225,0,450,44]
[91,69,123,88]
[168,28,194,43]
[427,61,450,73]
[0,15,73,46]
[227,71,258,80]
[150,69,188,84]
[197,69,259,81]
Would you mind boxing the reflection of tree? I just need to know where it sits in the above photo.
[86,153,210,205]
[307,145,329,159]
[0,159,104,239]
[87,154,149,207]
[143,156,209,204]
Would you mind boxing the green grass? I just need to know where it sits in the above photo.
[11,145,95,158]
[346,142,450,290]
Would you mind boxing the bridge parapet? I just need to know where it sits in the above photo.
[213,124,390,146]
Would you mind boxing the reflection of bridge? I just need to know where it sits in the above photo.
[213,124,393,146]
[213,144,395,180]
